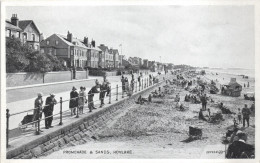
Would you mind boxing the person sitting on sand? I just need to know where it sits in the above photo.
[226,132,255,158]
[148,94,152,102]
[219,102,233,114]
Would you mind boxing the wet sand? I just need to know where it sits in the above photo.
[42,71,255,159]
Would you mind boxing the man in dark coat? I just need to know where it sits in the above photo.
[88,80,100,112]
[242,104,251,127]
[69,86,79,115]
[201,94,207,110]
[99,82,107,108]
[43,94,57,129]
[226,132,254,158]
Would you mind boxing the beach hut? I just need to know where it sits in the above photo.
[221,78,242,97]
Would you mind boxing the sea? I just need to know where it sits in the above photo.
[205,68,255,78]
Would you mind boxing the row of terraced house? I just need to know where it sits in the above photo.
[5,14,121,69]
[5,14,169,71]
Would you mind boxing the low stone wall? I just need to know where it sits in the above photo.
[76,71,88,80]
[6,71,89,87]
[105,71,117,76]
[6,82,161,159]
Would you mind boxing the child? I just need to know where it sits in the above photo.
[237,108,242,124]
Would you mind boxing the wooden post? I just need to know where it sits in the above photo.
[59,97,63,125]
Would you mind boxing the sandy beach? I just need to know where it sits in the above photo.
[42,70,255,159]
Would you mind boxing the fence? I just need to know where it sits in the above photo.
[6,75,163,148]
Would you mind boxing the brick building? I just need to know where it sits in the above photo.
[40,31,89,68]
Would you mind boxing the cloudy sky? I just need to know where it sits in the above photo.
[6,5,255,69]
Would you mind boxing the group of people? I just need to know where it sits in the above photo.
[32,77,111,131]
[33,93,57,131]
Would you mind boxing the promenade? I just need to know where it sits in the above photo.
[6,72,161,149]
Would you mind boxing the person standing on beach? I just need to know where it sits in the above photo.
[242,104,251,127]
[201,94,207,111]
[247,82,250,87]
[237,108,242,124]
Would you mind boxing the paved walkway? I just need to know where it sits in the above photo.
[7,72,162,139]
[7,72,166,152]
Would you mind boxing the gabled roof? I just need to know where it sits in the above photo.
[112,49,119,55]
[98,45,109,52]
[56,34,89,49]
[5,21,22,31]
[18,20,40,34]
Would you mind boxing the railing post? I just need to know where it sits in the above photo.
[76,98,79,118]
[59,97,63,125]
[109,86,112,104]
[116,84,118,101]
[6,109,10,148]
[35,106,40,135]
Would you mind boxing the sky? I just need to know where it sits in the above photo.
[6,5,255,69]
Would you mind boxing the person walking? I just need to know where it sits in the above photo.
[125,77,129,93]
[33,92,43,132]
[242,104,251,127]
[69,86,79,116]
[78,87,87,114]
[88,80,100,112]
[43,94,57,129]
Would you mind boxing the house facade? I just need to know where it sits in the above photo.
[87,40,101,68]
[40,31,89,68]
[98,44,109,68]
[106,49,114,68]
[6,14,41,50]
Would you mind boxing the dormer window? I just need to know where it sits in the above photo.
[55,40,58,45]
[46,40,50,45]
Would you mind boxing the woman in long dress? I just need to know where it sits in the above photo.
[78,87,86,114]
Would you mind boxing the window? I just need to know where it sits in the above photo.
[32,34,35,41]
[23,33,27,40]
[16,32,20,38]
[55,40,58,45]
[6,29,11,37]
[46,40,50,45]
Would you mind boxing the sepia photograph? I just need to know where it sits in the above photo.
[1,0,259,161]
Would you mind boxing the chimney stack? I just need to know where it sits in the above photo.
[67,31,72,42]
[83,37,88,46]
[11,14,19,26]
[91,39,95,48]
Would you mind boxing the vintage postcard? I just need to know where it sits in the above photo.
[1,0,259,162]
